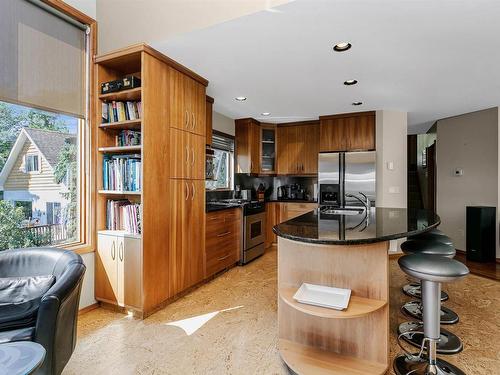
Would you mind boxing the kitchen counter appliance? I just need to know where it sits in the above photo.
[241,201,266,264]
[319,151,376,208]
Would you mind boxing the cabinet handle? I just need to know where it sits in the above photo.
[185,182,189,200]
[191,182,195,201]
[217,254,231,261]
[185,146,189,166]
[185,110,189,129]
[250,161,253,171]
[119,242,124,261]
[217,231,231,237]
[191,113,195,130]
[111,241,116,260]
[191,147,195,166]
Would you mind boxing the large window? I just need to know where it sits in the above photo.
[206,132,234,191]
[0,0,92,251]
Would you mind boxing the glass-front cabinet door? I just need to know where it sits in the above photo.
[260,125,276,174]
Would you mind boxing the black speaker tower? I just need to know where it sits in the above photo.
[466,206,496,262]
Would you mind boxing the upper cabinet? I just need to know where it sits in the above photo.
[319,111,375,152]
[260,124,276,174]
[235,118,261,174]
[277,121,319,175]
[169,68,206,137]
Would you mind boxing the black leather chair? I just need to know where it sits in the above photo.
[0,247,86,375]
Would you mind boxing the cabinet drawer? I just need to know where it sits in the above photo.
[206,246,237,276]
[206,209,241,234]
[286,203,317,211]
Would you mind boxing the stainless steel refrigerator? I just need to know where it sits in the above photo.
[318,151,376,207]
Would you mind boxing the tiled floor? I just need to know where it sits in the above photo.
[65,248,500,375]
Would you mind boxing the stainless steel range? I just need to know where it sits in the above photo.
[241,201,266,264]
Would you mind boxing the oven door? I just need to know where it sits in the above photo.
[245,212,266,249]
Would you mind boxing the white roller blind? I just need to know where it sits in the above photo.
[0,0,86,117]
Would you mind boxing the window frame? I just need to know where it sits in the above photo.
[207,130,235,192]
[24,154,40,173]
[38,1,96,255]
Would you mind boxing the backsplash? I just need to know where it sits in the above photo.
[205,175,318,201]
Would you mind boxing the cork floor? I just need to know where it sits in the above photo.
[65,248,500,375]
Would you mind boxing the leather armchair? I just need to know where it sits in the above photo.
[0,247,86,375]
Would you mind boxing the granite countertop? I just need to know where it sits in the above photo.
[273,207,440,245]
[266,199,318,203]
[206,199,317,213]
[206,203,244,213]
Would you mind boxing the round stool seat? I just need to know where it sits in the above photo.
[398,254,469,283]
[400,240,456,258]
[409,229,454,246]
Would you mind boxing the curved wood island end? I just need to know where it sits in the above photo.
[277,237,390,375]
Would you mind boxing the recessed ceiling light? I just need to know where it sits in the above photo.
[261,112,271,116]
[352,101,363,106]
[235,96,247,101]
[333,42,352,52]
[344,79,358,86]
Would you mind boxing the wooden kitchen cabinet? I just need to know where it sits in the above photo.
[279,202,318,222]
[170,128,205,180]
[205,208,241,277]
[206,96,214,145]
[96,232,142,309]
[169,68,206,137]
[265,202,279,247]
[319,111,375,152]
[170,179,205,294]
[276,121,319,175]
[235,118,261,174]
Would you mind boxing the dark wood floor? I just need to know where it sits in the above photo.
[455,252,500,281]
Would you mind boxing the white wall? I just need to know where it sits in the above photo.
[375,110,408,208]
[96,0,290,54]
[79,252,96,308]
[436,107,499,257]
[213,111,235,136]
[64,0,96,19]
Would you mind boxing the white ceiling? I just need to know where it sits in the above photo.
[152,0,500,133]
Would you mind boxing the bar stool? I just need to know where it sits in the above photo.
[399,240,463,353]
[408,229,454,246]
[400,239,454,301]
[394,253,469,375]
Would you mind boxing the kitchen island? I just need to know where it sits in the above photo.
[273,207,440,375]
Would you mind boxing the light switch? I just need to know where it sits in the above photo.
[387,161,394,170]
[454,168,463,176]
[389,186,400,194]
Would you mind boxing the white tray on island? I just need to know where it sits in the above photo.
[293,283,351,311]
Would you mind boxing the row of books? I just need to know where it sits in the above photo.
[102,154,141,192]
[116,130,141,147]
[102,101,142,123]
[106,200,141,234]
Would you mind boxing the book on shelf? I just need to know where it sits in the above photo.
[102,154,142,192]
[106,199,141,235]
[115,130,141,147]
[101,100,142,123]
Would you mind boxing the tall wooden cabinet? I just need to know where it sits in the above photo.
[95,44,208,317]
[319,111,375,152]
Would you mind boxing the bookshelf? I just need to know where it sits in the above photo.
[99,119,141,130]
[98,145,142,153]
[94,43,208,317]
